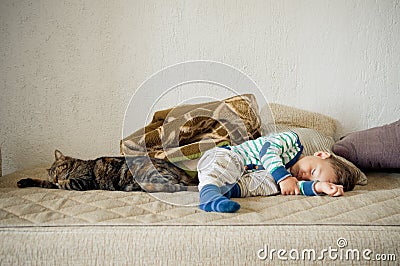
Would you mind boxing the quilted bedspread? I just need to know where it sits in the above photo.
[1,167,399,226]
[1,167,399,265]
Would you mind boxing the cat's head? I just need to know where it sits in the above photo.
[47,150,76,183]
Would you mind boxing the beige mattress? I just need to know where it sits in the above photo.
[1,167,399,265]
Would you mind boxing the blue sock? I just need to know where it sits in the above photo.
[222,183,241,198]
[199,184,240,213]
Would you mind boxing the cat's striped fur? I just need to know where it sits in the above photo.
[17,150,197,192]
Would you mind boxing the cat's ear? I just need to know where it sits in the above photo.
[54,150,65,160]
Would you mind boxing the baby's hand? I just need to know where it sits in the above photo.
[279,176,300,195]
[315,182,344,197]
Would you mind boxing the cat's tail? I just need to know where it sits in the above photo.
[186,186,199,192]
[139,182,198,193]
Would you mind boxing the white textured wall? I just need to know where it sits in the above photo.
[1,0,399,174]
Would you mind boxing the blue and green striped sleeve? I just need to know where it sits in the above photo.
[259,132,301,183]
[298,181,319,196]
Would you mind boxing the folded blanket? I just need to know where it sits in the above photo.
[120,94,262,162]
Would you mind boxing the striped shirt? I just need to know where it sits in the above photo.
[230,131,303,184]
[229,131,318,196]
[226,131,318,196]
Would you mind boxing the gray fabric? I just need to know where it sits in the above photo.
[333,120,400,170]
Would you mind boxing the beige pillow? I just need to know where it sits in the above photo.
[266,103,337,137]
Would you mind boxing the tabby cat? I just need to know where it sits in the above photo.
[17,150,197,192]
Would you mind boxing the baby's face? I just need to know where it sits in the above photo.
[290,154,337,183]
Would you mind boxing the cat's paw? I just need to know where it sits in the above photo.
[17,178,34,188]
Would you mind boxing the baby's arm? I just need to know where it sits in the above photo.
[298,180,344,197]
[314,181,344,197]
[297,180,319,196]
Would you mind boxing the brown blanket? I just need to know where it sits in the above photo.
[120,94,262,162]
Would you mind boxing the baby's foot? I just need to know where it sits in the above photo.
[222,183,241,198]
[199,184,241,213]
